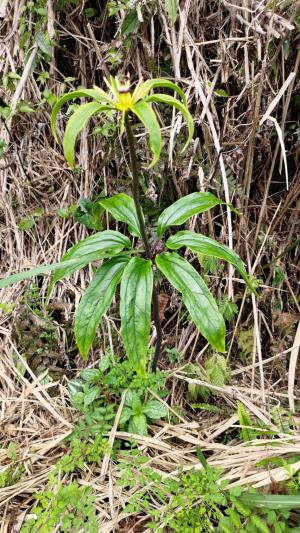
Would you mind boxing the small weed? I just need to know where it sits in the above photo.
[0,464,25,488]
[187,354,231,402]
[20,481,98,533]
[56,435,111,474]
[68,354,168,437]
[120,390,168,436]
[166,347,182,364]
[117,457,294,532]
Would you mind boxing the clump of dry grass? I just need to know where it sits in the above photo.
[1,0,300,530]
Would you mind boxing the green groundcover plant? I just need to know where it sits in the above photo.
[0,75,255,375]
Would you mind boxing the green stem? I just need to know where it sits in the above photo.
[124,112,162,373]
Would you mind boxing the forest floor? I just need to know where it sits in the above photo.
[0,1,300,531]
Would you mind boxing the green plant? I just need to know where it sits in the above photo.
[119,390,168,436]
[19,1,53,60]
[68,354,168,437]
[0,464,24,488]
[217,296,239,322]
[20,481,98,532]
[0,75,255,378]
[187,355,231,402]
[56,435,111,474]
[117,455,299,532]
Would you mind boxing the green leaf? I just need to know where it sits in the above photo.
[165,0,179,23]
[131,394,143,414]
[125,389,136,407]
[17,102,35,113]
[119,407,133,425]
[214,88,229,98]
[121,8,140,36]
[84,386,101,407]
[145,93,194,152]
[217,296,238,321]
[239,494,300,510]
[120,257,153,376]
[157,192,225,237]
[98,193,142,237]
[74,198,104,230]
[133,78,187,106]
[63,102,111,166]
[50,89,113,141]
[75,255,129,360]
[166,230,253,290]
[237,400,255,442]
[205,354,230,387]
[51,230,131,286]
[0,258,90,290]
[18,216,35,231]
[36,31,53,56]
[131,101,162,168]
[128,414,148,436]
[80,368,102,382]
[250,515,270,533]
[219,516,235,533]
[84,7,98,18]
[156,252,225,352]
[143,400,168,419]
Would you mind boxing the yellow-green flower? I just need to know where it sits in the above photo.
[51,75,194,168]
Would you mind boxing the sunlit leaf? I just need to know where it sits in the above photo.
[99,193,142,237]
[157,192,225,237]
[145,93,194,152]
[75,255,129,360]
[133,78,186,106]
[166,230,254,290]
[131,101,162,168]
[63,102,111,166]
[120,257,153,376]
[156,252,225,352]
[239,493,300,510]
[50,88,113,141]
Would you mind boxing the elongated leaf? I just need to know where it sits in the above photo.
[157,192,225,237]
[145,93,194,152]
[156,252,225,352]
[63,102,112,166]
[165,0,179,23]
[131,101,162,168]
[120,257,153,376]
[75,255,129,360]
[166,230,253,290]
[121,7,140,36]
[52,230,131,286]
[98,193,142,237]
[239,493,300,510]
[50,88,113,141]
[133,78,186,106]
[0,258,87,289]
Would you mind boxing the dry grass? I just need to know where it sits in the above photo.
[0,0,300,531]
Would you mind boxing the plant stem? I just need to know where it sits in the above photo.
[124,113,162,373]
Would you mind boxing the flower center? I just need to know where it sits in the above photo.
[115,92,134,111]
